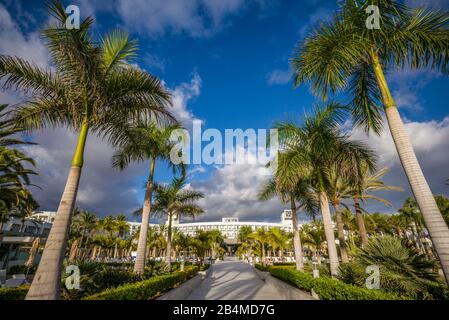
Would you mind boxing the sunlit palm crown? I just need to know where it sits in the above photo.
[292,0,449,134]
[274,103,376,192]
[0,2,172,140]
[112,121,182,170]
[152,175,204,219]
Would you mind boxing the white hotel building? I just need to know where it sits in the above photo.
[2,210,296,245]
[169,210,295,243]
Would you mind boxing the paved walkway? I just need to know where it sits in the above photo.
[186,257,312,300]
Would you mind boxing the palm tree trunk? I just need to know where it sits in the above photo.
[26,119,88,300]
[68,239,78,263]
[371,51,449,285]
[165,212,173,271]
[333,202,349,263]
[261,242,266,266]
[133,159,155,275]
[354,197,369,247]
[290,194,304,271]
[319,192,339,277]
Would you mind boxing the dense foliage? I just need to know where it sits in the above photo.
[268,266,405,300]
[83,266,198,300]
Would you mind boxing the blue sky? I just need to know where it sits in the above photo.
[1,0,449,223]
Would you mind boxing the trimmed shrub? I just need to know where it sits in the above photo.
[83,266,198,300]
[200,264,210,272]
[0,286,29,300]
[254,264,270,272]
[269,267,406,300]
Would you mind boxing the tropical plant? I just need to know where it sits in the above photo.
[151,174,203,270]
[291,0,449,285]
[249,228,270,266]
[276,103,376,276]
[350,167,403,247]
[259,175,318,270]
[301,221,326,266]
[113,121,182,274]
[0,105,38,218]
[351,235,441,298]
[0,1,173,299]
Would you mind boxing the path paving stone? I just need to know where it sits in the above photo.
[185,257,313,300]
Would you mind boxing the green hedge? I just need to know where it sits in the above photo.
[268,267,407,300]
[0,286,29,300]
[83,266,198,300]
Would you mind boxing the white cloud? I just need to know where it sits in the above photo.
[192,161,285,222]
[116,0,255,38]
[266,68,293,85]
[388,69,441,112]
[169,73,202,125]
[0,4,48,68]
[0,4,49,104]
[349,116,449,212]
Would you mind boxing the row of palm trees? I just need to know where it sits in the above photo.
[0,1,202,299]
[67,211,225,266]
[0,0,448,298]
[238,196,449,272]
[258,0,449,284]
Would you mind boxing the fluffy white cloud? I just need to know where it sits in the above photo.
[0,4,49,104]
[350,116,449,212]
[0,4,48,68]
[266,68,293,85]
[169,73,202,125]
[116,0,250,38]
[192,161,285,222]
[388,69,442,112]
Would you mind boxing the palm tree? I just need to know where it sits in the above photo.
[0,105,37,217]
[291,0,449,284]
[71,210,97,260]
[266,228,288,259]
[173,232,192,264]
[259,175,318,271]
[276,103,375,276]
[0,1,172,299]
[238,226,253,243]
[113,214,129,259]
[10,190,39,232]
[326,165,353,263]
[301,221,326,266]
[152,174,203,271]
[356,235,439,297]
[351,168,403,246]
[112,122,182,274]
[249,228,270,266]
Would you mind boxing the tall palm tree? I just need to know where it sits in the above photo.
[276,103,375,276]
[259,174,318,271]
[351,168,403,246]
[249,228,270,266]
[291,0,449,284]
[326,165,353,263]
[0,1,172,299]
[112,122,182,274]
[152,174,203,271]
